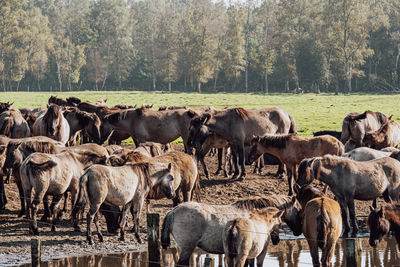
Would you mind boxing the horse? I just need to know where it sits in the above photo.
[296,185,342,267]
[2,136,63,217]
[32,104,70,145]
[0,102,12,113]
[312,130,342,142]
[249,134,344,195]
[48,96,68,106]
[161,195,301,266]
[72,162,175,244]
[368,203,400,250]
[66,97,81,106]
[223,207,284,267]
[343,146,391,161]
[20,148,107,234]
[0,108,31,138]
[63,108,102,145]
[189,107,296,180]
[363,119,400,150]
[340,110,389,151]
[158,105,188,111]
[297,155,400,237]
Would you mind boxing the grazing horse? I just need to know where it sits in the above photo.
[297,155,400,237]
[161,195,301,266]
[20,149,107,234]
[72,162,175,244]
[368,203,400,250]
[63,108,102,145]
[296,186,342,267]
[340,110,389,151]
[312,130,342,142]
[189,107,296,180]
[0,108,31,138]
[249,134,344,195]
[32,104,70,145]
[363,120,400,150]
[223,207,284,267]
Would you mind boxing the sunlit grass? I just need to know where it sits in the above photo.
[2,91,399,139]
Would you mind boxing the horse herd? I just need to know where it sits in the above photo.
[0,97,400,267]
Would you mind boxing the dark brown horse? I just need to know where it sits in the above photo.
[312,130,342,142]
[363,119,400,149]
[368,203,400,249]
[48,96,68,106]
[341,110,389,151]
[63,108,102,145]
[0,108,31,138]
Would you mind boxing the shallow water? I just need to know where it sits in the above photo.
[18,237,399,267]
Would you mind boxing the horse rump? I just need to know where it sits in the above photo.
[225,220,239,259]
[161,211,174,249]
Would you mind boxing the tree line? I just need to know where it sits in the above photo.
[1,0,400,93]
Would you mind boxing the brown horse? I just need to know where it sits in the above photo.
[297,155,400,237]
[32,104,70,145]
[189,107,296,180]
[341,110,389,151]
[72,161,175,244]
[368,203,400,249]
[0,108,31,138]
[48,96,68,106]
[223,207,284,267]
[249,134,344,195]
[63,108,102,145]
[363,119,400,149]
[312,130,342,142]
[296,185,342,267]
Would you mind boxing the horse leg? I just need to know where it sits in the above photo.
[119,203,131,241]
[30,189,45,235]
[245,259,255,267]
[231,146,240,179]
[338,200,351,237]
[237,144,246,180]
[215,148,223,175]
[131,196,146,244]
[255,241,270,267]
[200,156,209,179]
[93,213,104,242]
[86,204,100,245]
[50,194,63,232]
[0,175,7,211]
[287,166,294,196]
[321,238,337,267]
[258,154,264,175]
[176,243,196,267]
[307,238,321,267]
[275,162,285,177]
[16,179,25,217]
[40,194,50,222]
[348,200,358,237]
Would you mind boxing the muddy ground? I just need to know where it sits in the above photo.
[0,145,381,266]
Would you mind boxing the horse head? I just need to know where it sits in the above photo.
[297,157,320,186]
[155,163,175,199]
[368,206,390,247]
[248,136,263,164]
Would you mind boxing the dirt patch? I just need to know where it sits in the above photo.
[0,145,379,266]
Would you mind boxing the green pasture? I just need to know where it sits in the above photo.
[1,91,399,142]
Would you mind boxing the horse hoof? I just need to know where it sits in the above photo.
[99,235,104,242]
[88,240,94,245]
[119,237,125,242]
[137,238,143,244]
[74,227,82,232]
[39,216,48,222]
[51,226,56,232]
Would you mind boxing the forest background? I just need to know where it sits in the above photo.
[1,0,400,94]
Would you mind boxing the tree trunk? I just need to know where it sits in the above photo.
[335,76,339,95]
[213,70,219,91]
[197,82,201,93]
[244,2,250,93]
[345,57,351,93]
[265,68,269,95]
[184,74,187,90]
[395,45,400,87]
[57,62,62,92]
[285,80,289,93]
[168,81,171,92]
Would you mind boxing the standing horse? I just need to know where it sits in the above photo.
[368,203,400,250]
[249,134,344,195]
[340,110,389,151]
[296,186,342,267]
[32,104,70,145]
[72,162,175,244]
[223,207,284,267]
[63,108,102,145]
[363,119,400,149]
[0,108,31,138]
[297,155,400,237]
[161,195,301,266]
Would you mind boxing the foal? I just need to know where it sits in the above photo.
[223,207,284,267]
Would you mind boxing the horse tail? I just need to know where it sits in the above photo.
[0,117,13,136]
[71,169,90,225]
[195,172,201,202]
[161,210,174,249]
[27,159,57,174]
[317,198,328,249]
[289,114,297,134]
[226,220,239,259]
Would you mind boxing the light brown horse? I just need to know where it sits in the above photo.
[223,207,284,267]
[32,104,70,145]
[296,185,342,267]
[0,108,31,138]
[297,155,400,237]
[341,110,389,151]
[189,107,296,180]
[20,148,107,234]
[249,134,344,195]
[363,119,400,149]
[72,161,175,244]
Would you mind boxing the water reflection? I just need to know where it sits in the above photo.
[18,237,399,267]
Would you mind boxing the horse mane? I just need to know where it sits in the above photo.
[128,162,153,195]
[136,106,148,116]
[232,195,296,211]
[44,104,61,120]
[66,97,81,106]
[232,108,248,120]
[0,116,13,136]
[258,134,293,149]
[384,203,400,224]
[297,185,326,207]
[48,96,68,106]
[19,140,59,155]
[347,110,372,121]
[114,104,134,109]
[106,110,129,123]
[75,110,97,125]
[312,130,342,140]
[124,151,149,163]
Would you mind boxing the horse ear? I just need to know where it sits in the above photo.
[378,207,384,217]
[389,115,393,120]
[369,206,375,212]
[187,109,196,118]
[150,104,153,108]
[167,163,172,171]
[274,209,285,220]
[290,196,297,204]
[0,145,6,154]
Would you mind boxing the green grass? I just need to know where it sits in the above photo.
[2,91,400,139]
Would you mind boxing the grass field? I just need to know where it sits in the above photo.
[1,91,399,138]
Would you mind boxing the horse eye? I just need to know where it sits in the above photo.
[169,175,174,181]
